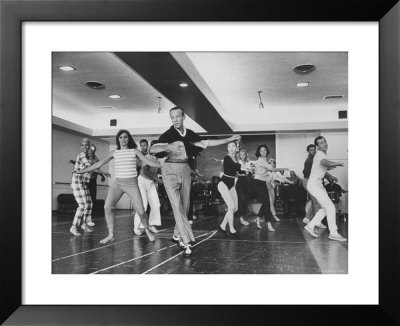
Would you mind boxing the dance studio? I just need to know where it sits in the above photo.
[52,52,348,274]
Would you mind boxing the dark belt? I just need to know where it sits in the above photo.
[222,174,236,179]
[165,159,188,163]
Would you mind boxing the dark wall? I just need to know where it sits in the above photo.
[196,135,276,181]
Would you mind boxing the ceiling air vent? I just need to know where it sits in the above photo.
[338,110,347,119]
[85,81,105,89]
[110,119,117,126]
[324,95,345,100]
[293,64,316,74]
[97,106,116,111]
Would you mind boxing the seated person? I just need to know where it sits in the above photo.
[324,178,347,215]
[280,171,307,218]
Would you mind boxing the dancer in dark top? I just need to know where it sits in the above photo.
[150,106,240,255]
[218,141,250,235]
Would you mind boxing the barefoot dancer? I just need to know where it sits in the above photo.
[75,130,161,244]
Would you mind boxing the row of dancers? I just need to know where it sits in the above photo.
[212,143,294,234]
[69,106,346,257]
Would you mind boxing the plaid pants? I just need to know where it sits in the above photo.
[71,179,93,226]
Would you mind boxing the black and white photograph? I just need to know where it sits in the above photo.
[52,51,348,274]
[4,0,400,321]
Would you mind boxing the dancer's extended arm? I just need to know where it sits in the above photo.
[75,151,114,174]
[134,149,162,168]
[321,159,343,168]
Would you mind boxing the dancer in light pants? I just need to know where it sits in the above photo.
[150,106,241,255]
[134,141,162,234]
[133,174,161,234]
[303,136,347,242]
[302,143,337,227]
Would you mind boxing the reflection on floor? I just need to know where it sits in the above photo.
[52,210,348,274]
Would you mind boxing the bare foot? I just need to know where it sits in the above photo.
[145,229,155,242]
[267,222,275,232]
[99,234,115,244]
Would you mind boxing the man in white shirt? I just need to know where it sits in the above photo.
[304,136,347,242]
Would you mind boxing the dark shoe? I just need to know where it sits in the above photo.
[219,226,227,234]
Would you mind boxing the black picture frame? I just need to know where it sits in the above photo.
[1,0,399,325]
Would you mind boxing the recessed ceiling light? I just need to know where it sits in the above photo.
[293,64,316,74]
[58,66,76,71]
[85,81,105,89]
[296,82,309,87]
[179,83,189,88]
[108,94,121,99]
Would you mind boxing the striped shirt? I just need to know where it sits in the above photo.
[113,149,138,178]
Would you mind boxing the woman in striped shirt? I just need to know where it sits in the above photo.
[76,129,161,244]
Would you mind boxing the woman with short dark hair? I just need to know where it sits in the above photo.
[250,144,290,231]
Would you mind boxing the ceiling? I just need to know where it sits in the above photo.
[52,51,348,140]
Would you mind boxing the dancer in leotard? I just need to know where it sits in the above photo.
[217,141,250,235]
[75,129,161,244]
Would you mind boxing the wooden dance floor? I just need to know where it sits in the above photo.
[52,210,348,274]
